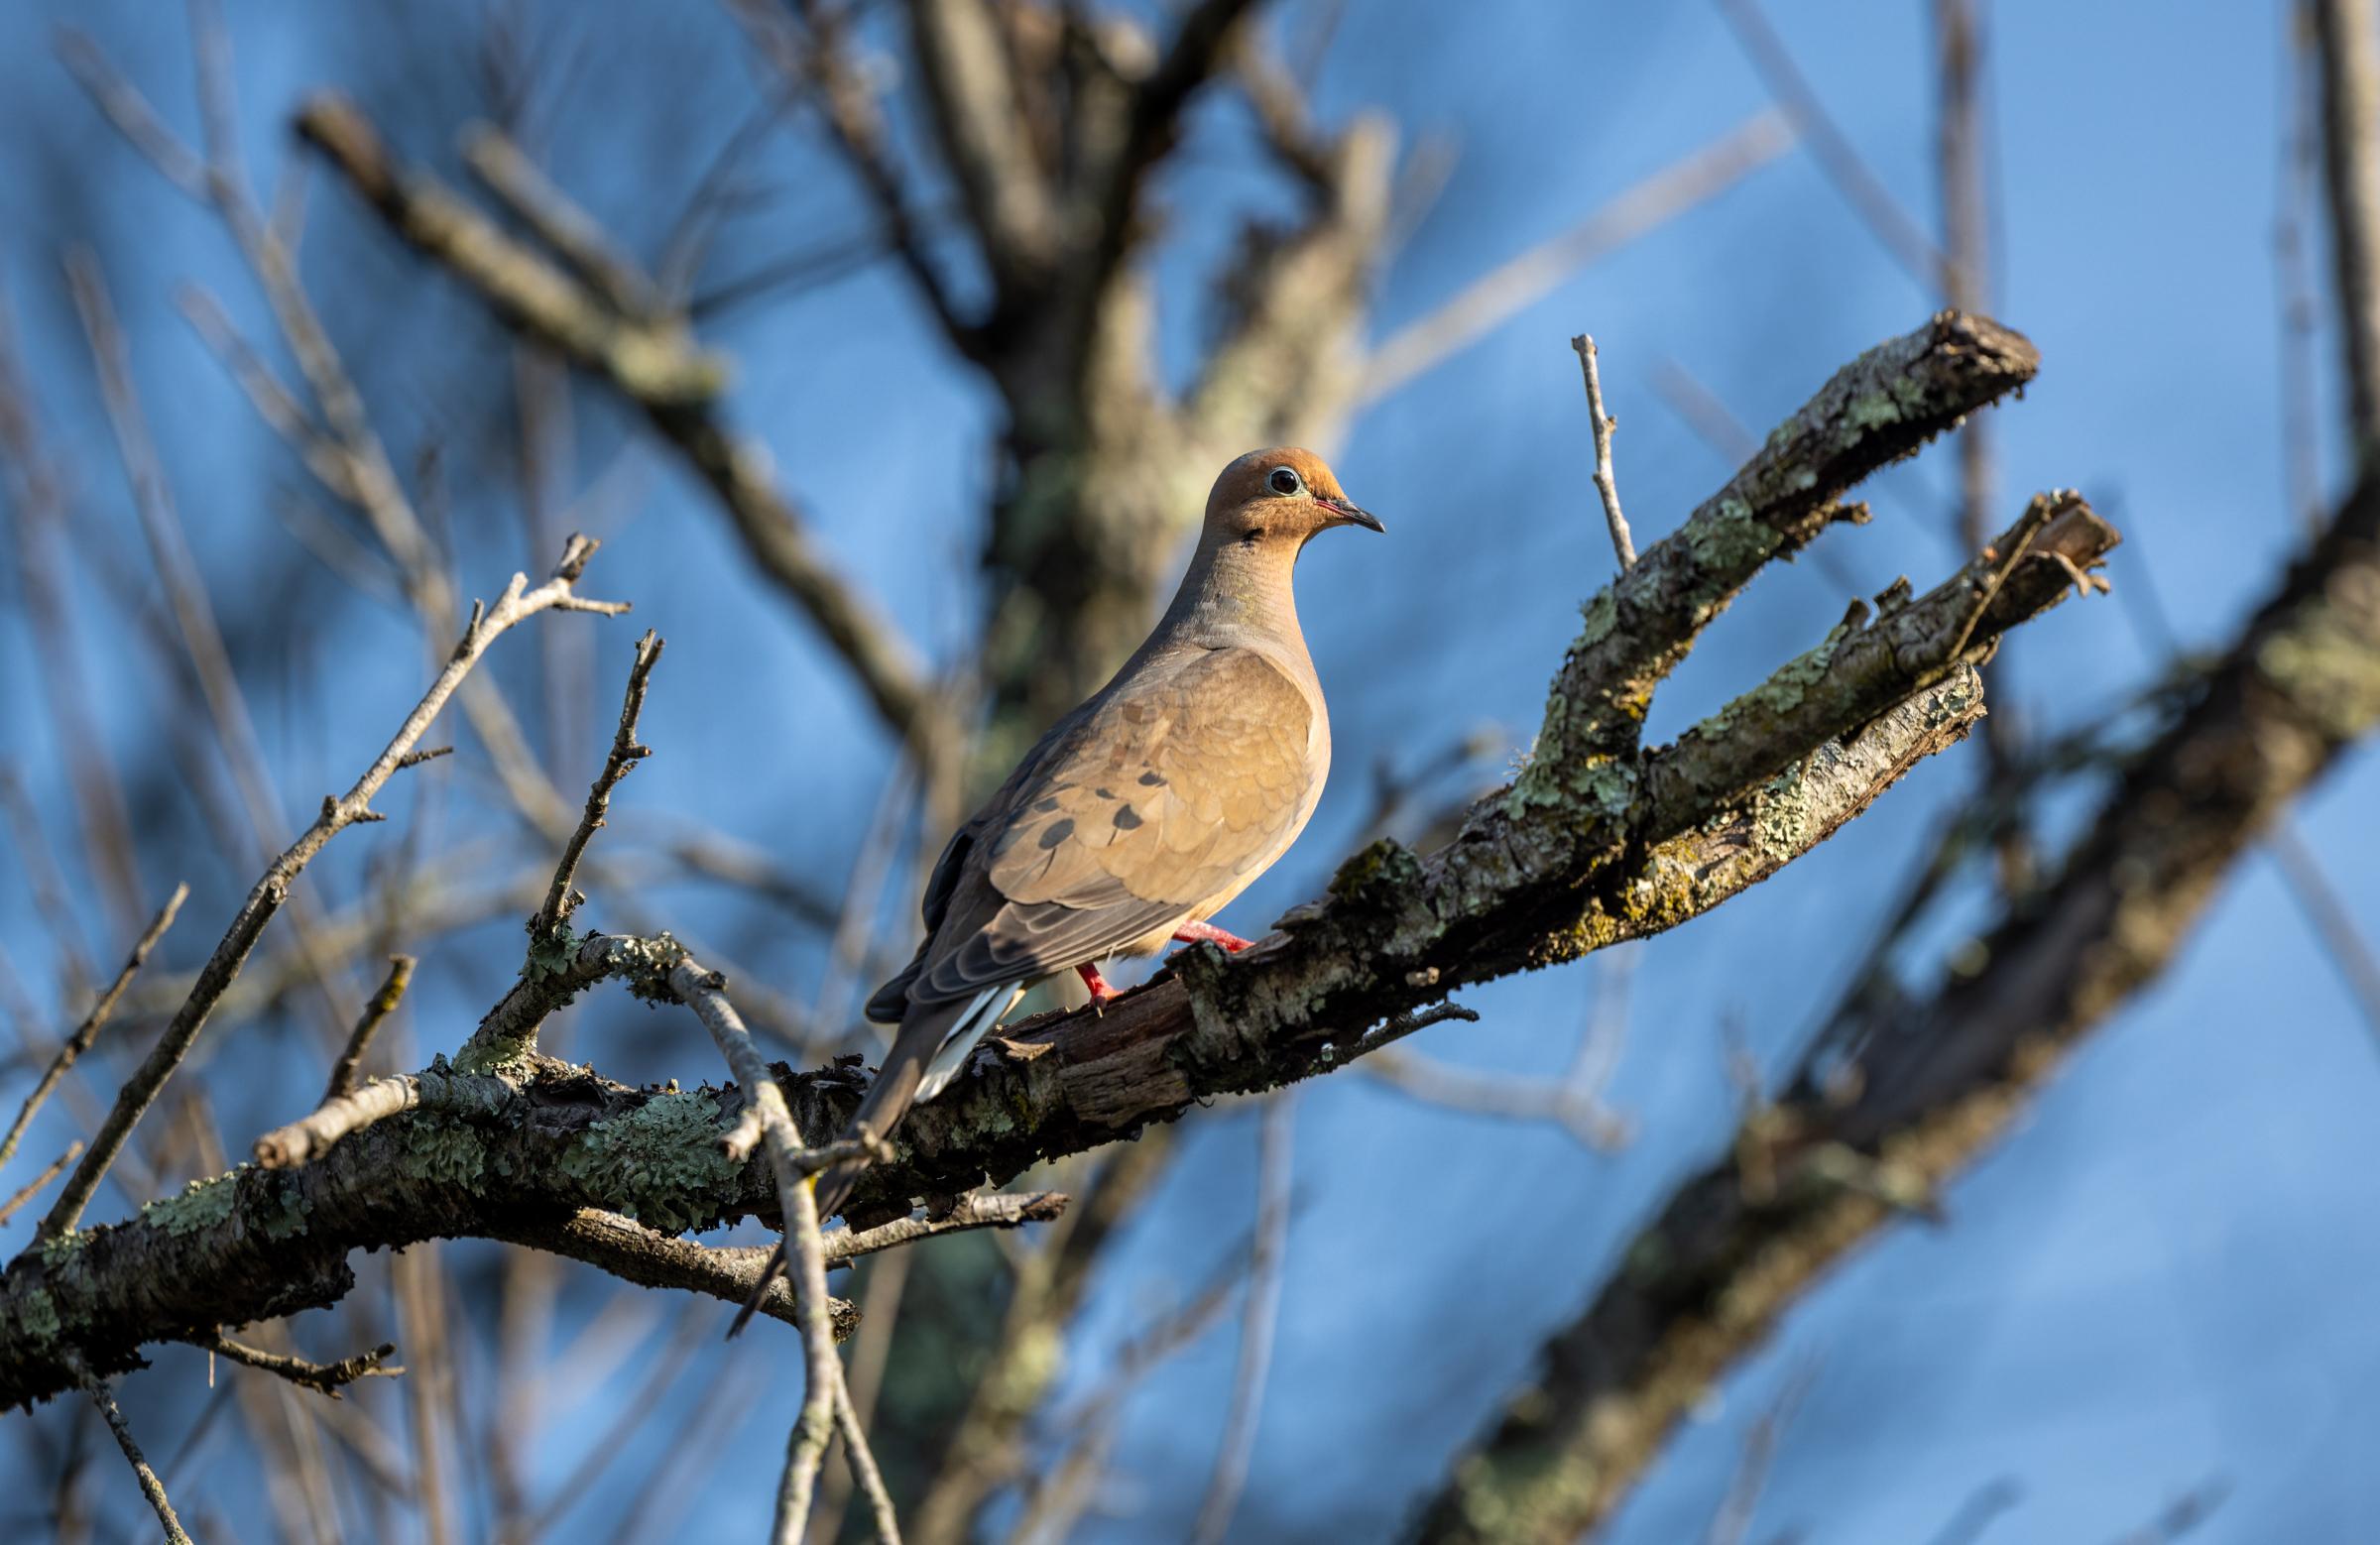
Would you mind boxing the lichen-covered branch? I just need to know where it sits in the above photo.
[1529,310,2037,775]
[0,320,2110,1416]
[40,535,628,1241]
[0,647,2003,1417]
[1407,463,2380,1545]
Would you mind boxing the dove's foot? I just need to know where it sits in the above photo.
[1171,921,1253,953]
[1076,961,1119,1010]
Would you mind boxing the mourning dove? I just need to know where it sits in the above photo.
[818,446,1377,1219]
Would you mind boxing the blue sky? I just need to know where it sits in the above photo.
[1,2,2370,1540]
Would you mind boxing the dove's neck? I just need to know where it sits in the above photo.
[1163,536,1310,661]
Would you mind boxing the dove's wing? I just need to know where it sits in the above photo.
[903,647,1322,1007]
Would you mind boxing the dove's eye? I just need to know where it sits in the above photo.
[1268,466,1305,496]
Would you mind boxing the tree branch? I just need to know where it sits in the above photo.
[40,536,627,1241]
[184,1331,403,1398]
[0,321,2107,1437]
[1407,484,2380,1545]
[293,92,960,784]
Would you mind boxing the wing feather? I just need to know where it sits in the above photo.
[908,649,1318,1005]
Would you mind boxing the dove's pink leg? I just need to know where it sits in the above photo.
[1075,962,1119,1008]
[1171,920,1253,952]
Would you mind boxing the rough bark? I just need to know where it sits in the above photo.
[0,308,2112,1417]
[1408,467,2380,1545]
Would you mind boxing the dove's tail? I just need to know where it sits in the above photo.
[727,984,1017,1338]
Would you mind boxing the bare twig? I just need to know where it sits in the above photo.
[2316,0,2380,452]
[0,287,146,936]
[724,0,979,350]
[2272,820,2380,1038]
[43,535,626,1238]
[1715,0,1948,286]
[0,1142,82,1227]
[1363,112,1793,400]
[323,955,415,1103]
[1571,334,1636,569]
[66,251,290,887]
[0,884,186,1177]
[394,1239,457,1545]
[809,1247,912,1545]
[461,122,664,318]
[0,764,100,1000]
[1932,0,2029,892]
[1190,1092,1296,1545]
[293,92,960,789]
[1357,936,1633,1150]
[532,630,664,939]
[2281,7,2328,536]
[186,1332,404,1398]
[527,1305,709,1541]
[67,246,372,1050]
[667,959,897,1544]
[67,1351,194,1545]
[833,1379,900,1545]
[492,1210,859,1339]
[822,1191,1070,1263]
[60,27,583,841]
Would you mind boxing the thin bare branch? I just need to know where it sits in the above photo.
[0,286,147,936]
[1571,333,1636,569]
[1363,113,1793,401]
[323,955,415,1103]
[533,631,664,940]
[461,122,665,318]
[292,93,961,786]
[0,884,186,1179]
[67,1351,194,1545]
[0,1142,82,1227]
[186,1332,404,1398]
[1702,1355,1819,1545]
[43,535,627,1238]
[494,1210,859,1339]
[823,1190,1070,1263]
[1190,1092,1296,1545]
[667,959,898,1544]
[1715,0,1949,286]
[2315,0,2380,452]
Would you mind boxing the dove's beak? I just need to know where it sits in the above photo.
[1320,497,1383,533]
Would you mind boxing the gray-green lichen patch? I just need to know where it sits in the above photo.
[1748,760,1822,867]
[603,931,693,1004]
[396,1119,501,1195]
[523,924,583,985]
[259,1173,313,1242]
[1576,589,1618,649]
[18,1286,60,1344]
[140,1170,244,1238]
[1683,496,1781,582]
[37,1229,89,1271]
[554,1090,737,1234]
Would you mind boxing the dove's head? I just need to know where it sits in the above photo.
[1205,447,1382,550]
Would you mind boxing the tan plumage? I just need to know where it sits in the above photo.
[783,448,1376,1276]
